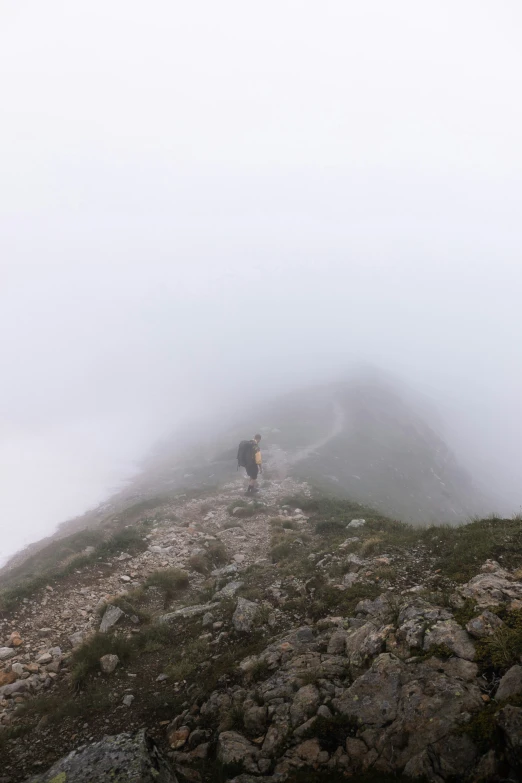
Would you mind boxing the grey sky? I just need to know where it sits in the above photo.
[1,1,522,562]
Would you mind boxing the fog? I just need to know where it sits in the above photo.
[1,1,521,564]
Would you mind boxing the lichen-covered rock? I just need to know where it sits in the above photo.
[345,621,393,670]
[24,730,177,782]
[216,731,259,774]
[459,566,522,608]
[212,581,244,602]
[289,684,320,727]
[333,652,483,778]
[423,619,475,660]
[232,598,259,633]
[466,610,504,639]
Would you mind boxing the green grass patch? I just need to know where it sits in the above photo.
[70,633,134,687]
[144,568,189,604]
[476,609,522,671]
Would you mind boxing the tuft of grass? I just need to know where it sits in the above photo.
[315,519,346,536]
[133,621,178,653]
[247,658,272,683]
[476,609,522,671]
[207,540,228,566]
[70,633,133,687]
[270,540,293,563]
[144,568,189,604]
[17,688,113,726]
[189,552,211,574]
[188,541,228,575]
[359,536,383,557]
[166,637,211,682]
[110,592,151,624]
[0,724,32,750]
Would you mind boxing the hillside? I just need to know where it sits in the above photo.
[1,472,522,782]
[1,380,520,782]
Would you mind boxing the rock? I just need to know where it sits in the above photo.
[459,568,522,608]
[290,684,320,727]
[23,729,177,782]
[212,581,244,602]
[345,622,393,670]
[168,725,190,749]
[211,564,238,578]
[423,619,476,660]
[348,519,366,528]
[38,628,53,637]
[472,750,502,782]
[36,653,53,665]
[334,652,483,777]
[99,605,124,633]
[403,735,478,783]
[496,665,522,702]
[243,705,268,734]
[69,631,84,648]
[0,648,15,661]
[233,554,246,564]
[295,738,321,763]
[159,603,214,623]
[156,673,168,682]
[0,670,17,687]
[202,612,213,628]
[0,680,27,698]
[100,654,120,674]
[8,632,23,647]
[317,705,332,719]
[122,694,135,707]
[120,575,131,583]
[496,706,522,763]
[217,731,259,774]
[466,610,504,639]
[232,598,259,633]
[327,630,347,655]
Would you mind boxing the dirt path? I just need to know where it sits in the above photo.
[265,401,345,479]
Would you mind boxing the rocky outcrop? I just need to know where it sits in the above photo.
[25,730,177,782]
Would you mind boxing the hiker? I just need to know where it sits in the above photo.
[237,435,262,494]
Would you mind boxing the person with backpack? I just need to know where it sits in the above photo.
[237,435,262,494]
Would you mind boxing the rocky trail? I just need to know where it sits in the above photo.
[1,472,522,783]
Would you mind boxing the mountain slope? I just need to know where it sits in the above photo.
[1,478,521,783]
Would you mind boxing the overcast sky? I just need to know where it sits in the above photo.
[1,1,521,563]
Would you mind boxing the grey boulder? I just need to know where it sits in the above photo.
[24,730,177,782]
[232,598,259,633]
[496,665,522,702]
[99,605,124,633]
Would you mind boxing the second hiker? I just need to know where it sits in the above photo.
[237,434,262,494]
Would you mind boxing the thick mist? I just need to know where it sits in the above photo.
[1,1,522,563]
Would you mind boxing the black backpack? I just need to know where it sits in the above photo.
[237,440,255,470]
